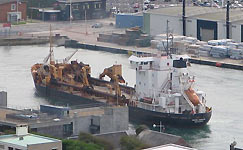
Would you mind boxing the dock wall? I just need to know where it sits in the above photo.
[65,40,243,71]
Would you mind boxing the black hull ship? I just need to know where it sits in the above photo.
[32,53,212,128]
[31,26,211,127]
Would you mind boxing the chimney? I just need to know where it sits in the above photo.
[16,125,28,136]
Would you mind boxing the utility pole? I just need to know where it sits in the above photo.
[30,0,33,23]
[16,0,19,24]
[182,0,186,36]
[226,0,230,39]
[85,10,88,35]
[70,0,72,24]
[166,20,169,56]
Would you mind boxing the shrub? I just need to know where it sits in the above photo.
[120,135,149,150]
[78,132,114,150]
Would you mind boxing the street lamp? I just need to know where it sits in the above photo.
[153,121,165,133]
[70,0,72,24]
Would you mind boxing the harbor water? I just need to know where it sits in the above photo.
[0,45,242,149]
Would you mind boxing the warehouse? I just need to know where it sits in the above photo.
[143,6,243,42]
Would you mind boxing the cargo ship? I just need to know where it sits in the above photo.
[128,54,212,127]
[31,26,211,127]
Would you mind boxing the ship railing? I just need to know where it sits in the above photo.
[138,101,164,112]
[182,92,195,111]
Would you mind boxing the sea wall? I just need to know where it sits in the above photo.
[65,40,243,71]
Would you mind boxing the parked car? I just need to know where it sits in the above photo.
[92,23,103,28]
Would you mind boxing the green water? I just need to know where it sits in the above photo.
[0,45,242,149]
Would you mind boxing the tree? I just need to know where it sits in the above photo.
[120,136,149,150]
[62,139,103,150]
[78,132,114,150]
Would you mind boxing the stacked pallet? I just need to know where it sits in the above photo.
[97,34,112,42]
[97,27,151,47]
[210,46,229,58]
[187,44,200,55]
[198,45,213,57]
[228,48,243,59]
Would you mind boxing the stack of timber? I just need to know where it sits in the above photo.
[97,27,151,47]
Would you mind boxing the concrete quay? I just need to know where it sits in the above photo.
[1,19,243,70]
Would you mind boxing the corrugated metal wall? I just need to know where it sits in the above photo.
[116,14,143,28]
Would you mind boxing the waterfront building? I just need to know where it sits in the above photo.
[0,0,27,23]
[143,6,243,42]
[56,0,107,20]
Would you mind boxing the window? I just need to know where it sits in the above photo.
[11,4,16,11]
[73,5,78,9]
[52,148,58,150]
[95,3,101,9]
[83,4,89,10]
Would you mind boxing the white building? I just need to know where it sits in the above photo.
[143,144,197,150]
[0,125,62,150]
[143,6,243,42]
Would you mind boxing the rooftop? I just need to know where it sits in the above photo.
[143,144,197,150]
[0,0,25,5]
[146,6,243,23]
[57,0,101,3]
[138,130,190,148]
[146,6,221,17]
[0,134,60,147]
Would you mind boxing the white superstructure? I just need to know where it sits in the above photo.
[129,54,207,114]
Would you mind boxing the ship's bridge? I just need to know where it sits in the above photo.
[129,55,154,70]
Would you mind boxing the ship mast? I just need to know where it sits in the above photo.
[166,20,172,58]
[49,24,55,65]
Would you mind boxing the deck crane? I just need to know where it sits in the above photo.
[99,65,125,96]
[63,50,78,64]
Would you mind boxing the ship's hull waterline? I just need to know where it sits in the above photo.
[34,83,212,127]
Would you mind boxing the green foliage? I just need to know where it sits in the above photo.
[3,129,15,135]
[12,22,26,25]
[79,132,114,150]
[120,136,149,150]
[135,125,149,136]
[62,139,103,150]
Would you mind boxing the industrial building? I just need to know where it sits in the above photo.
[0,0,27,23]
[56,0,107,20]
[143,6,243,42]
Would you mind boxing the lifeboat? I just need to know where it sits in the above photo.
[185,87,200,106]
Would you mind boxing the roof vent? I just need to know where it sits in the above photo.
[19,137,24,140]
